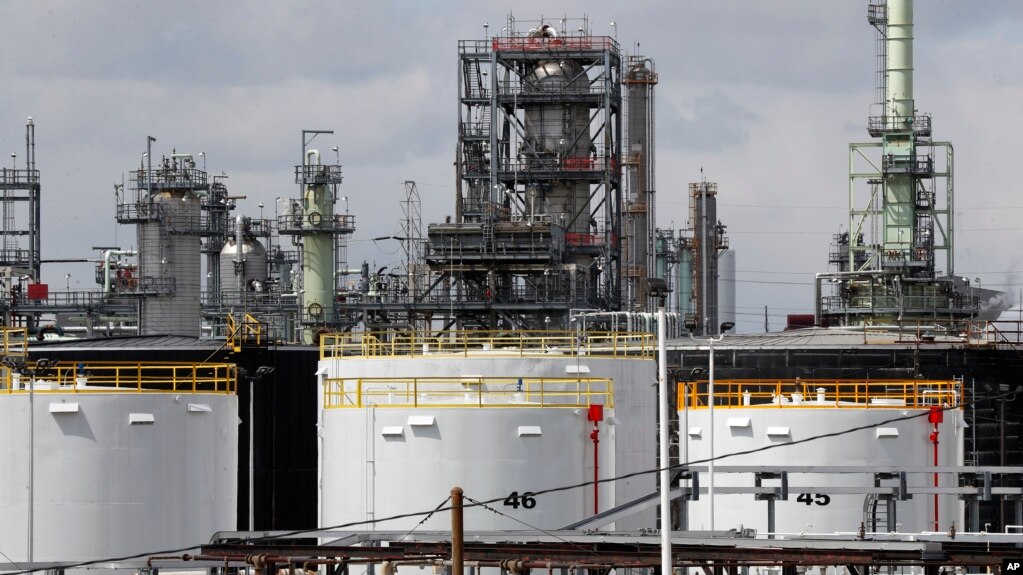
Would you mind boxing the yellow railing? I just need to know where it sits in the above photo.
[0,361,237,394]
[226,313,263,352]
[677,379,960,410]
[0,327,27,358]
[324,376,613,409]
[320,330,654,360]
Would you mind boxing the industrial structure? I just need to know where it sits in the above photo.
[0,5,1022,575]
[422,16,625,331]
[0,118,40,283]
[0,21,738,342]
[669,0,1020,538]
[816,0,967,328]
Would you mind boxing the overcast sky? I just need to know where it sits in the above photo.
[2,0,1022,332]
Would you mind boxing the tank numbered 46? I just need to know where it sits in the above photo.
[503,491,537,509]
[796,493,831,506]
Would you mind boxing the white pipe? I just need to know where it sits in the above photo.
[235,215,246,269]
[306,149,321,167]
[102,249,138,294]
[657,307,671,575]
[708,336,715,531]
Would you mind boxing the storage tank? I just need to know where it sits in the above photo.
[318,331,656,531]
[220,216,269,305]
[680,378,964,534]
[0,359,237,562]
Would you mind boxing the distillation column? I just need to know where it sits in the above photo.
[689,181,728,336]
[623,57,658,310]
[521,26,596,306]
[124,152,205,336]
[300,150,335,343]
[881,0,916,264]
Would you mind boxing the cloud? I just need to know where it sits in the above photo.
[661,92,759,152]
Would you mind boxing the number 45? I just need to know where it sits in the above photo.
[796,493,831,506]
[503,491,537,509]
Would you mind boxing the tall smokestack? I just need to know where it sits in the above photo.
[887,0,914,119]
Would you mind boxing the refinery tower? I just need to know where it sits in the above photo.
[816,0,971,327]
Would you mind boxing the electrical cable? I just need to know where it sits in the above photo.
[396,495,451,542]
[0,549,26,572]
[462,495,597,557]
[4,389,1015,575]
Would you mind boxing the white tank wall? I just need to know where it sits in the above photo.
[319,355,656,531]
[682,407,964,534]
[322,407,614,531]
[0,393,237,562]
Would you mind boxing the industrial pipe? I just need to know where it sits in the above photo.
[929,405,942,531]
[451,486,464,575]
[235,215,246,270]
[102,249,138,294]
[305,149,320,167]
[657,307,671,575]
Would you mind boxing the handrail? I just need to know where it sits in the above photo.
[321,330,654,360]
[0,327,28,358]
[0,361,236,394]
[226,313,264,352]
[324,376,613,409]
[678,379,960,410]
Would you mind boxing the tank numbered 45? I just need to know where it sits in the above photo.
[503,491,537,509]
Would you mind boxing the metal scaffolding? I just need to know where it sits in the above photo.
[437,16,623,331]
[819,0,970,328]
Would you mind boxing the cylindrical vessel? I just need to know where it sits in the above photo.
[682,384,963,534]
[887,0,914,119]
[0,390,236,561]
[690,183,719,334]
[301,153,335,342]
[139,190,201,336]
[320,350,655,531]
[626,62,652,295]
[220,235,268,305]
[524,60,591,236]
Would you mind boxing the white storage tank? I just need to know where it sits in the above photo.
[0,360,238,562]
[318,331,657,532]
[680,378,964,534]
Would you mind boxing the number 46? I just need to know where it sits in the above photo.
[503,491,537,509]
